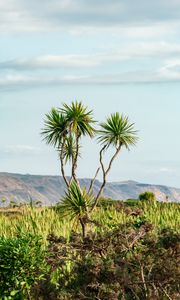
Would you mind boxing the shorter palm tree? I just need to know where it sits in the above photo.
[91,113,138,211]
[58,181,94,238]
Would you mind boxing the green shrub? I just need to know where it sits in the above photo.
[139,191,156,203]
[125,198,139,206]
[0,234,47,299]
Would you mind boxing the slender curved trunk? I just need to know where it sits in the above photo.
[72,132,81,189]
[69,125,75,185]
[91,143,122,212]
[60,139,69,188]
[88,166,100,193]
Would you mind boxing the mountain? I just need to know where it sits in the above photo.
[0,172,180,206]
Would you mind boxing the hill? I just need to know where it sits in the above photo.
[0,172,180,205]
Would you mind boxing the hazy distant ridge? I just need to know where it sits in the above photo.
[0,172,180,205]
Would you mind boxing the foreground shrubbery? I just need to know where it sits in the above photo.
[0,201,179,299]
[0,234,47,299]
[42,224,179,300]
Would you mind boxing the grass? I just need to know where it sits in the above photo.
[0,199,179,299]
[0,206,73,244]
[0,200,179,242]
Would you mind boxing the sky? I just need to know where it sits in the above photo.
[0,0,180,187]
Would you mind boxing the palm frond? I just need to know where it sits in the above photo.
[98,113,138,149]
[59,136,81,164]
[58,181,94,220]
[41,108,67,147]
[60,101,96,137]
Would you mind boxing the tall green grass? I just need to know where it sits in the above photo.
[138,201,180,230]
[0,201,179,242]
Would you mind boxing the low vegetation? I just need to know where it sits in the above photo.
[0,198,179,299]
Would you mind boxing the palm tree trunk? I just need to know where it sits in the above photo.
[91,144,121,212]
[79,217,86,238]
[69,126,75,185]
[60,139,69,187]
[88,166,100,193]
[72,132,81,188]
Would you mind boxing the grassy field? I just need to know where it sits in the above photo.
[0,199,179,299]
[0,200,179,240]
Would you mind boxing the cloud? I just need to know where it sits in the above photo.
[1,42,180,71]
[159,167,174,173]
[1,66,180,91]
[2,46,180,91]
[159,59,180,78]
[16,0,180,25]
[0,55,108,70]
[3,145,42,155]
[147,166,176,175]
[1,0,180,33]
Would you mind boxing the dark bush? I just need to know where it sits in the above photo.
[45,222,180,299]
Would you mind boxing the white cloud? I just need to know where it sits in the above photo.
[2,42,180,91]
[0,55,105,69]
[3,145,42,154]
[147,166,176,175]
[159,167,174,173]
[1,42,180,71]
[158,60,180,80]
[1,67,180,91]
[1,0,180,34]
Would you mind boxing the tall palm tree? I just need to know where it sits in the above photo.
[60,101,96,185]
[41,108,70,187]
[91,113,138,211]
[41,101,96,187]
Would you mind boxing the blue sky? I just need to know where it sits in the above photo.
[0,0,180,187]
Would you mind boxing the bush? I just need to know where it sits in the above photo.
[0,234,47,299]
[97,197,115,208]
[139,191,156,203]
[45,223,180,299]
[125,198,139,206]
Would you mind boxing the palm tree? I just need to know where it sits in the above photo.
[91,113,138,211]
[41,108,70,187]
[42,104,138,225]
[60,101,96,185]
[41,101,96,188]
[58,181,94,238]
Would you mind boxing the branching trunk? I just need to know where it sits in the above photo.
[72,132,81,187]
[90,146,106,212]
[88,166,100,193]
[60,138,70,188]
[68,125,76,186]
[91,143,122,212]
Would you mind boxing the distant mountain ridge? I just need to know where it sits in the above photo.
[0,172,180,205]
